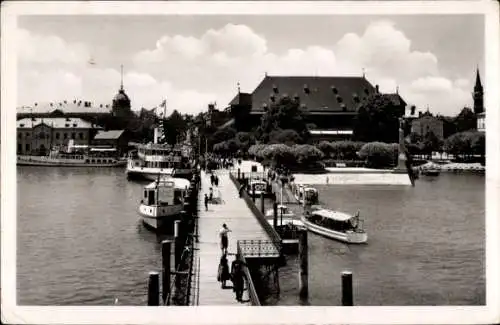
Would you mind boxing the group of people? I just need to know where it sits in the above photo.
[217,224,246,302]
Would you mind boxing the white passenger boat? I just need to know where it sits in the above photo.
[139,177,190,232]
[248,179,269,196]
[301,208,367,244]
[292,183,319,205]
[17,147,126,167]
[127,141,192,181]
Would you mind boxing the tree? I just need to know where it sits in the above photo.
[268,129,302,145]
[353,93,403,143]
[421,131,442,159]
[212,126,237,145]
[161,110,188,145]
[454,107,477,133]
[257,96,309,143]
[358,142,395,169]
[291,144,324,166]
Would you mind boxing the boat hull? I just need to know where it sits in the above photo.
[126,164,174,181]
[301,217,368,244]
[17,156,126,167]
[139,203,184,233]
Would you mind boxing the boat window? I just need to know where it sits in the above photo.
[147,190,155,206]
[144,190,148,199]
[174,190,183,205]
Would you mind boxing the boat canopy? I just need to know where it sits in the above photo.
[144,177,190,190]
[90,148,117,152]
[311,209,354,222]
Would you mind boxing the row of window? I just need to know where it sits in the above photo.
[18,132,86,140]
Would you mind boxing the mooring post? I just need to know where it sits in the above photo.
[174,220,182,269]
[147,271,160,306]
[161,240,172,305]
[341,271,353,306]
[252,184,256,203]
[273,202,278,229]
[260,192,265,214]
[237,168,241,181]
[299,230,309,300]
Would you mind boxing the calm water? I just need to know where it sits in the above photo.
[17,168,485,305]
[269,174,485,306]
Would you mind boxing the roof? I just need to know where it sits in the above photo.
[309,129,353,135]
[145,177,190,190]
[17,101,112,115]
[311,209,354,222]
[240,75,378,113]
[385,93,407,107]
[94,130,125,140]
[17,117,96,129]
[113,89,130,102]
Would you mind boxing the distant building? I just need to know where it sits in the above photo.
[91,130,129,156]
[112,65,132,118]
[473,68,485,132]
[227,75,407,142]
[17,117,100,155]
[411,111,444,140]
[17,100,112,123]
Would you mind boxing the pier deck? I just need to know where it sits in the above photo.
[195,170,278,305]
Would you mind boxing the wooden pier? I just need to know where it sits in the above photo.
[194,170,280,305]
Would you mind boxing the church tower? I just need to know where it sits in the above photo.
[473,68,484,115]
[112,65,132,118]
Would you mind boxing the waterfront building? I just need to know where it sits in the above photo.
[473,68,485,132]
[17,117,100,155]
[16,100,111,123]
[91,130,129,156]
[410,110,444,141]
[226,75,407,142]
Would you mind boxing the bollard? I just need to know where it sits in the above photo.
[299,230,308,300]
[147,271,160,306]
[273,202,278,229]
[252,184,256,203]
[237,168,241,181]
[260,192,265,214]
[174,220,182,268]
[242,172,245,183]
[162,240,172,305]
[341,271,353,306]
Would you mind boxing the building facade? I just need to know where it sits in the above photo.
[410,111,444,140]
[473,69,485,132]
[17,100,112,123]
[91,130,129,156]
[227,75,407,141]
[17,117,100,155]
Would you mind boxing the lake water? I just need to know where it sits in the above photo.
[17,167,485,305]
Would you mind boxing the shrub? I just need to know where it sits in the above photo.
[358,142,395,169]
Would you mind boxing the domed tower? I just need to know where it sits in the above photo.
[112,65,132,118]
[473,67,484,115]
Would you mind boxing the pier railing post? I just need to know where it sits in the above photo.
[260,192,265,214]
[238,168,241,181]
[299,230,309,300]
[341,271,353,306]
[273,202,278,229]
[252,184,256,203]
[147,271,160,306]
[162,240,172,305]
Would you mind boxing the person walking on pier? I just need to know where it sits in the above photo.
[217,253,231,289]
[204,193,209,211]
[219,224,231,255]
[231,254,246,302]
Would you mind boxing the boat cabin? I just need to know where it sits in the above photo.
[305,209,361,233]
[131,143,189,169]
[294,184,319,205]
[142,178,189,207]
[249,179,268,194]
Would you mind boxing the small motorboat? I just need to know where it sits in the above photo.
[301,207,367,244]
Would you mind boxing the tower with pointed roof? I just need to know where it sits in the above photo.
[473,68,484,115]
[112,65,132,118]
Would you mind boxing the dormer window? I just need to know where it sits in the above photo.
[293,94,300,101]
[341,104,347,112]
[65,124,70,127]
[66,117,71,121]
[20,123,25,127]
[336,95,343,103]
[303,84,310,94]
[262,103,268,111]
[270,94,276,102]
[331,86,338,94]
[34,102,38,106]
[73,123,77,127]
[364,88,369,95]
[73,100,77,104]
[272,85,279,94]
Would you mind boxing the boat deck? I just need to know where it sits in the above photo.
[194,170,278,305]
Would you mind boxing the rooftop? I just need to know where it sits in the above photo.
[93,130,125,140]
[17,117,97,129]
[17,101,112,115]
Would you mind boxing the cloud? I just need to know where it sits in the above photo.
[18,21,476,116]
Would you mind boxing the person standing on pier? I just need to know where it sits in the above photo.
[204,193,209,211]
[231,254,246,302]
[217,253,231,289]
[219,224,231,255]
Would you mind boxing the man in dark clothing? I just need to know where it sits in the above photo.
[204,194,209,211]
[231,254,246,302]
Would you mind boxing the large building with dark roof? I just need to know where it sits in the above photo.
[227,75,407,141]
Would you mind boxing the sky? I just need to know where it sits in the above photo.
[17,14,484,116]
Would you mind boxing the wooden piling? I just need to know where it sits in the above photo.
[147,271,160,306]
[252,184,256,203]
[341,271,353,306]
[237,168,241,180]
[299,230,308,299]
[260,192,265,214]
[174,220,182,268]
[273,202,278,229]
[162,240,172,305]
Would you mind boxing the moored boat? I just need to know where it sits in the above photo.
[139,176,190,232]
[292,183,319,205]
[421,168,441,177]
[301,207,367,244]
[248,178,271,197]
[17,146,126,167]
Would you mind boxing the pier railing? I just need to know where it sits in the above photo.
[229,172,282,251]
[236,241,262,306]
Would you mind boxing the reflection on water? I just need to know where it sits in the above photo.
[17,167,484,305]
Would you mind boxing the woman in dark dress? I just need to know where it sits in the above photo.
[217,254,231,288]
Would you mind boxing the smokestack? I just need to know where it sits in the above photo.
[375,85,379,93]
